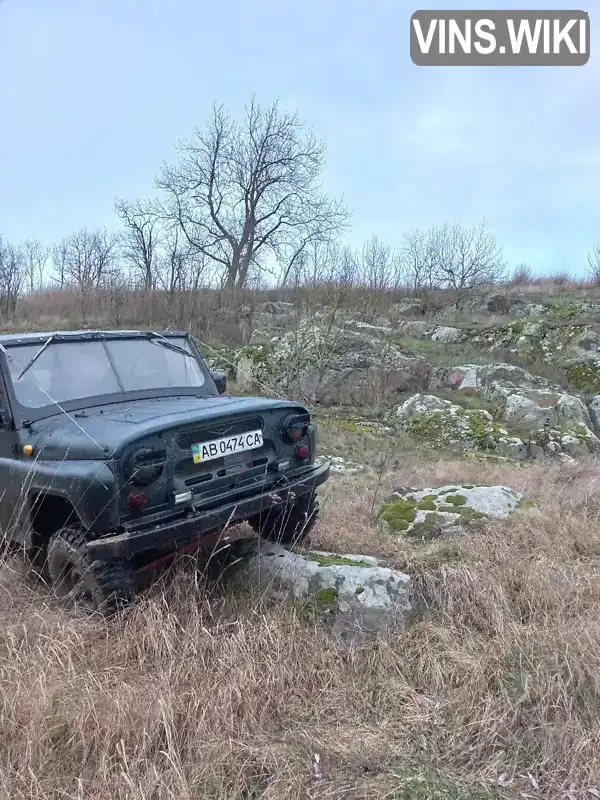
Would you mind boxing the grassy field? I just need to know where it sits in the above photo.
[2,424,600,799]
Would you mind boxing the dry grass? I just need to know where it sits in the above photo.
[2,438,600,798]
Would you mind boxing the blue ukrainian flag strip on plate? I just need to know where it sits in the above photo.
[192,430,263,464]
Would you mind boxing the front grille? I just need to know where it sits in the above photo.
[175,445,270,486]
[176,416,264,450]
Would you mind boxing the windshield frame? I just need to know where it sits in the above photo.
[0,330,218,425]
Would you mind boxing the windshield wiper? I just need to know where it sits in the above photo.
[147,331,194,358]
[17,334,58,380]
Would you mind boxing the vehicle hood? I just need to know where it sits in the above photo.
[21,395,305,460]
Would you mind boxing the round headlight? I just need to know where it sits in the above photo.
[124,447,166,486]
[281,413,310,444]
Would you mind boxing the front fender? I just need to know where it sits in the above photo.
[1,458,121,536]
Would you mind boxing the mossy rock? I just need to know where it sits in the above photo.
[378,498,417,531]
[306,553,372,568]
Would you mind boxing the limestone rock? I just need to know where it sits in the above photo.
[238,321,431,406]
[396,393,500,453]
[378,484,523,538]
[241,541,412,640]
[430,326,464,344]
[390,300,425,317]
[503,391,596,441]
[397,320,431,339]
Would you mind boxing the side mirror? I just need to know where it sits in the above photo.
[210,370,227,395]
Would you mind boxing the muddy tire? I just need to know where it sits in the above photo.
[248,493,318,547]
[47,527,136,615]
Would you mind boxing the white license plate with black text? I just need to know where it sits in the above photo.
[191,430,263,464]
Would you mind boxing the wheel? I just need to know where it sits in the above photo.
[248,493,319,547]
[47,527,136,615]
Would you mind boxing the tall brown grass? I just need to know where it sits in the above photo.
[2,445,600,798]
[4,274,600,349]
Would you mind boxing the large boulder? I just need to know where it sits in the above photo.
[396,320,431,339]
[378,484,523,538]
[430,326,464,344]
[389,300,426,318]
[437,363,551,396]
[503,390,595,436]
[240,541,411,640]
[238,322,431,406]
[397,393,511,454]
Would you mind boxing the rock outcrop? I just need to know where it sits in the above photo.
[238,321,431,405]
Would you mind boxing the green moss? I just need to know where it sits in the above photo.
[438,505,462,513]
[421,494,438,502]
[306,553,372,568]
[378,498,417,531]
[315,587,339,608]
[462,484,475,489]
[466,411,494,444]
[408,512,446,540]
[416,499,437,511]
[355,586,365,595]
[405,412,446,443]
[444,494,467,506]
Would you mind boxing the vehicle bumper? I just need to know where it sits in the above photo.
[85,462,330,560]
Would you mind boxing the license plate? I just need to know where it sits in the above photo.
[191,430,263,464]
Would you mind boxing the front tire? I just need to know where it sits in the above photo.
[248,493,318,547]
[47,527,136,615]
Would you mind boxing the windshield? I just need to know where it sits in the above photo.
[4,337,206,409]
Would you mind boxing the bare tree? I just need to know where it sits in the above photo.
[399,220,504,304]
[436,220,505,302]
[23,237,50,293]
[399,227,441,295]
[51,239,68,290]
[115,199,160,290]
[360,236,399,293]
[157,98,348,289]
[156,225,188,296]
[59,228,120,291]
[0,238,25,317]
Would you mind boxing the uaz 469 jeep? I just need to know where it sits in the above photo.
[0,329,330,613]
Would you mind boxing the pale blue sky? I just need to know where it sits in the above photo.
[0,0,597,275]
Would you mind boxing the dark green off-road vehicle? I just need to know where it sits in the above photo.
[0,329,329,613]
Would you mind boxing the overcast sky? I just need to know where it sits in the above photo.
[0,0,596,276]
